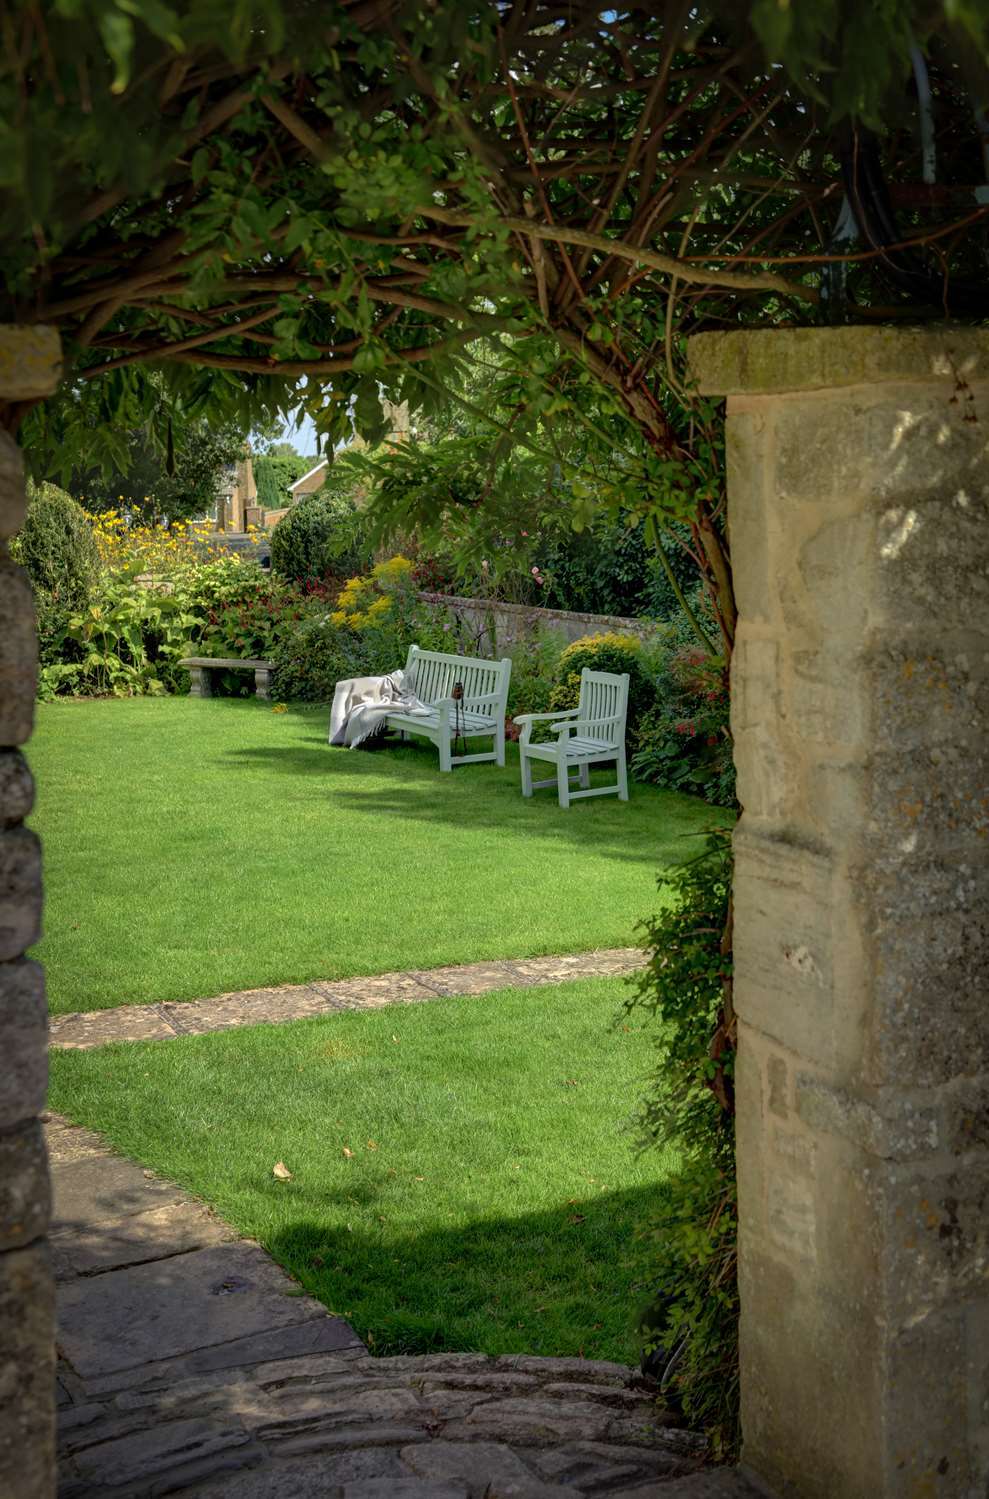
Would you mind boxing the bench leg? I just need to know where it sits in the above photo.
[189,667,213,698]
[254,668,271,700]
[438,733,452,773]
[495,719,506,768]
[617,747,629,801]
[578,762,590,790]
[556,755,571,809]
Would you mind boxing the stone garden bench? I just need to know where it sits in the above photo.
[180,657,274,699]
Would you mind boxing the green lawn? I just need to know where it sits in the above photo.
[30,697,726,1014]
[50,975,672,1363]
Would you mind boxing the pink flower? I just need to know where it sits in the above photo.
[531,565,540,576]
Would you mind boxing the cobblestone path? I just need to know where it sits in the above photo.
[49,1115,756,1498]
[49,949,645,1051]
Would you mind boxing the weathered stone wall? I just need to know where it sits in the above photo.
[690,326,989,1498]
[415,591,663,650]
[0,324,61,1499]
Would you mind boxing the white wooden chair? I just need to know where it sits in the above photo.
[514,668,630,808]
[387,644,512,772]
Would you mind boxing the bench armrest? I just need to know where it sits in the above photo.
[434,694,502,713]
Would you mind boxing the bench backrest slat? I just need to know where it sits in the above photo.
[404,644,511,711]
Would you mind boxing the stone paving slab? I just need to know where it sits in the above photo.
[51,1199,235,1279]
[57,1241,337,1381]
[49,949,646,1051]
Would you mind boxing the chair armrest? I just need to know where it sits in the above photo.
[553,713,624,734]
[513,708,578,726]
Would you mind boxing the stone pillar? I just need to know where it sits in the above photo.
[689,327,989,1499]
[0,325,61,1499]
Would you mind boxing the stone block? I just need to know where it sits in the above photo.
[725,406,776,625]
[402,1440,548,1492]
[0,959,47,1129]
[0,824,42,960]
[796,1075,939,1162]
[867,910,989,1087]
[732,828,834,1064]
[872,645,989,755]
[0,325,61,400]
[446,1396,613,1444]
[70,1414,254,1487]
[0,1119,49,1251]
[0,748,34,827]
[0,559,36,746]
[0,1241,55,1499]
[689,325,989,396]
[873,486,989,629]
[882,1157,989,1319]
[942,1077,989,1155]
[0,432,26,541]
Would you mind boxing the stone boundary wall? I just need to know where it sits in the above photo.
[0,324,61,1499]
[415,591,661,651]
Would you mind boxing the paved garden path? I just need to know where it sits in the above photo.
[49,949,646,1051]
[49,1113,758,1499]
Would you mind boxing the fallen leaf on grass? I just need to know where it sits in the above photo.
[569,1213,586,1224]
[272,1161,293,1181]
[342,1147,354,1159]
[366,1139,379,1151]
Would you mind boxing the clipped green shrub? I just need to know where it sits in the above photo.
[14,482,101,664]
[270,491,372,585]
[626,829,738,1457]
[16,481,100,597]
[547,631,654,730]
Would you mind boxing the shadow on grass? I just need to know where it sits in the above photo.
[262,1180,667,1361]
[217,705,727,869]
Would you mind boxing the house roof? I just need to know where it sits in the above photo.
[288,459,329,492]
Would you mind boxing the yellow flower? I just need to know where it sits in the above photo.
[330,610,348,626]
[366,596,392,619]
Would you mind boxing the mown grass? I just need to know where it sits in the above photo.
[29,696,727,1014]
[49,975,672,1364]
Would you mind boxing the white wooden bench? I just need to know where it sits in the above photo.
[180,656,274,699]
[388,644,512,772]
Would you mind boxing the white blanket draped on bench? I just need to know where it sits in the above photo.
[328,669,428,748]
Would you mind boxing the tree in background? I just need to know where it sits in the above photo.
[254,446,311,509]
[69,415,251,525]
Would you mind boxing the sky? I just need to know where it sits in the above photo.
[277,409,321,457]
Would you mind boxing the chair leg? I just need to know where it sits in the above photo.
[520,749,533,797]
[495,720,506,767]
[617,747,629,801]
[579,762,590,790]
[557,755,571,809]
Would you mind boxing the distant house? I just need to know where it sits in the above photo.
[214,454,259,531]
[287,459,331,501]
[284,400,412,509]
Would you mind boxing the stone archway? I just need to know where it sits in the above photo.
[2,324,988,1498]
